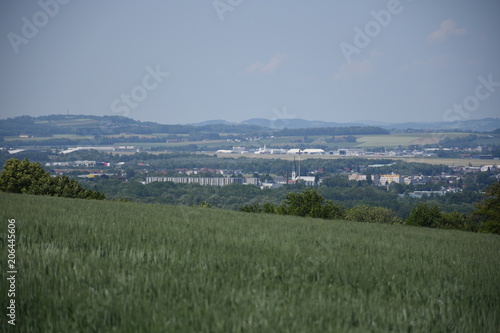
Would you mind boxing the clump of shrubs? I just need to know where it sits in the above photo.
[345,205,401,224]
[0,158,104,200]
[241,187,499,234]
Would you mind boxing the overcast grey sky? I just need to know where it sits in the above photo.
[1,0,499,124]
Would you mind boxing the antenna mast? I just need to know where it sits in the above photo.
[298,151,301,181]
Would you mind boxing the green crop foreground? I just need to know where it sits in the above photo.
[1,192,499,332]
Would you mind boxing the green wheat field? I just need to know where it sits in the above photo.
[1,192,499,332]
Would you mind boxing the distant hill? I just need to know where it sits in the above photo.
[0,115,265,137]
[2,114,499,137]
[191,119,235,126]
[240,117,500,132]
[374,118,500,132]
[241,118,365,129]
[197,117,500,132]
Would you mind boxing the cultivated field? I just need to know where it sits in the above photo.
[1,192,499,332]
[215,153,497,167]
[353,133,474,147]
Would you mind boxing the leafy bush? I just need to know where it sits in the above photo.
[262,202,277,214]
[240,204,262,213]
[405,203,442,228]
[473,182,500,234]
[0,158,50,193]
[199,201,212,208]
[345,205,402,224]
[278,190,344,219]
[440,211,477,231]
[0,158,104,200]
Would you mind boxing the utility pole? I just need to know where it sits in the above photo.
[298,151,301,181]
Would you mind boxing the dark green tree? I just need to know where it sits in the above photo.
[365,172,373,185]
[345,205,402,224]
[0,159,50,194]
[473,182,500,234]
[263,202,277,214]
[405,203,442,228]
[440,211,474,231]
[46,176,105,200]
[0,158,104,200]
[278,189,344,219]
[240,204,262,213]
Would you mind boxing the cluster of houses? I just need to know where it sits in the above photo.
[347,172,450,186]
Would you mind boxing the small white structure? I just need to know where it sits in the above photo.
[480,165,497,172]
[269,149,287,154]
[287,149,302,155]
[254,147,271,154]
[8,149,26,154]
[303,149,325,155]
[60,146,116,154]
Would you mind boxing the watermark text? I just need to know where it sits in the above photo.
[7,0,70,54]
[6,219,17,326]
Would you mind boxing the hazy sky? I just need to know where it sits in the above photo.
[1,0,499,125]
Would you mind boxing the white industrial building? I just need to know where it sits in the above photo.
[145,177,244,186]
[287,149,302,154]
[302,149,325,155]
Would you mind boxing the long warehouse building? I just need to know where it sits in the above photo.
[145,177,244,186]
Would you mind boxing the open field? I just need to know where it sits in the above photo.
[4,134,96,142]
[5,132,489,148]
[354,133,473,147]
[355,134,442,147]
[215,153,498,167]
[1,192,499,332]
[35,118,101,127]
[132,133,480,150]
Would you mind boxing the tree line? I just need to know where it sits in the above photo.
[240,187,499,234]
[275,126,390,137]
[0,159,104,200]
[0,115,267,137]
[1,158,497,234]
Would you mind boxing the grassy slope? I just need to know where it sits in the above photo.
[1,192,499,332]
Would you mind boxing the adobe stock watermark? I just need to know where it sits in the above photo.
[111,65,170,117]
[270,106,296,129]
[7,0,70,54]
[339,0,408,63]
[213,0,243,22]
[443,74,499,122]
